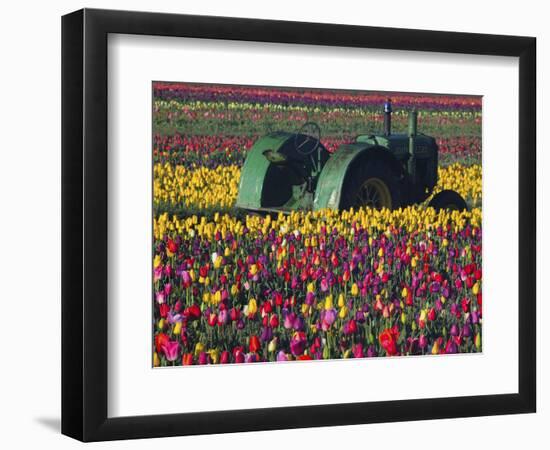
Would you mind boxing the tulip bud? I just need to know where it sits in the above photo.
[198,352,209,365]
[182,353,193,365]
[339,306,348,319]
[220,350,230,364]
[194,342,205,356]
[268,338,278,352]
[324,295,333,310]
[475,333,481,350]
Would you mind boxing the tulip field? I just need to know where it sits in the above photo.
[152,83,482,366]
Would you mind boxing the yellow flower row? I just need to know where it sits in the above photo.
[154,206,481,242]
[432,163,482,206]
[154,163,240,209]
[154,99,482,120]
[153,162,481,210]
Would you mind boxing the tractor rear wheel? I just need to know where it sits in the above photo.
[341,159,402,210]
[428,189,468,211]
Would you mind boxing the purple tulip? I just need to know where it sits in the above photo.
[260,326,273,342]
[218,309,230,325]
[293,316,305,331]
[181,270,191,285]
[284,312,296,329]
[277,351,288,362]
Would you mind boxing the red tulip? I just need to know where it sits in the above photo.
[379,326,400,356]
[185,304,201,320]
[155,332,170,353]
[166,238,178,255]
[159,303,170,318]
[249,335,261,353]
[208,313,218,327]
[269,314,279,328]
[182,353,193,365]
[220,350,231,364]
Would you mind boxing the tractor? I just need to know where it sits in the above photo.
[235,100,467,213]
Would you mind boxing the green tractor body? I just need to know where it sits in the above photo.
[235,100,465,213]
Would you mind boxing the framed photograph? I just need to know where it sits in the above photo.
[62,8,536,442]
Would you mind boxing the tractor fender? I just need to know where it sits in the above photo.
[235,132,294,210]
[313,144,404,210]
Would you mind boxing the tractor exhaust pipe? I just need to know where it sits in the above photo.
[383,99,392,136]
[408,110,418,184]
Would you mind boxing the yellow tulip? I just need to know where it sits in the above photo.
[208,349,219,364]
[248,298,258,315]
[324,295,333,310]
[194,342,205,356]
[268,338,278,352]
[475,333,482,350]
[351,283,359,296]
[339,306,348,318]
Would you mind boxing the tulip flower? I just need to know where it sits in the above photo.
[276,351,289,362]
[475,333,481,350]
[182,353,194,365]
[155,332,170,353]
[220,350,231,364]
[249,335,261,353]
[161,340,180,361]
[379,327,399,356]
[247,298,258,316]
[290,332,307,356]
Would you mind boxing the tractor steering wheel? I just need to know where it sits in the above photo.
[294,122,321,156]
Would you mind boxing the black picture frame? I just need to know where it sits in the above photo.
[62,8,536,442]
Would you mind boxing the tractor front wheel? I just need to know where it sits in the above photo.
[428,189,468,211]
[341,159,401,210]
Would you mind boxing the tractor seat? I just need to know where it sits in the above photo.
[262,149,308,184]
